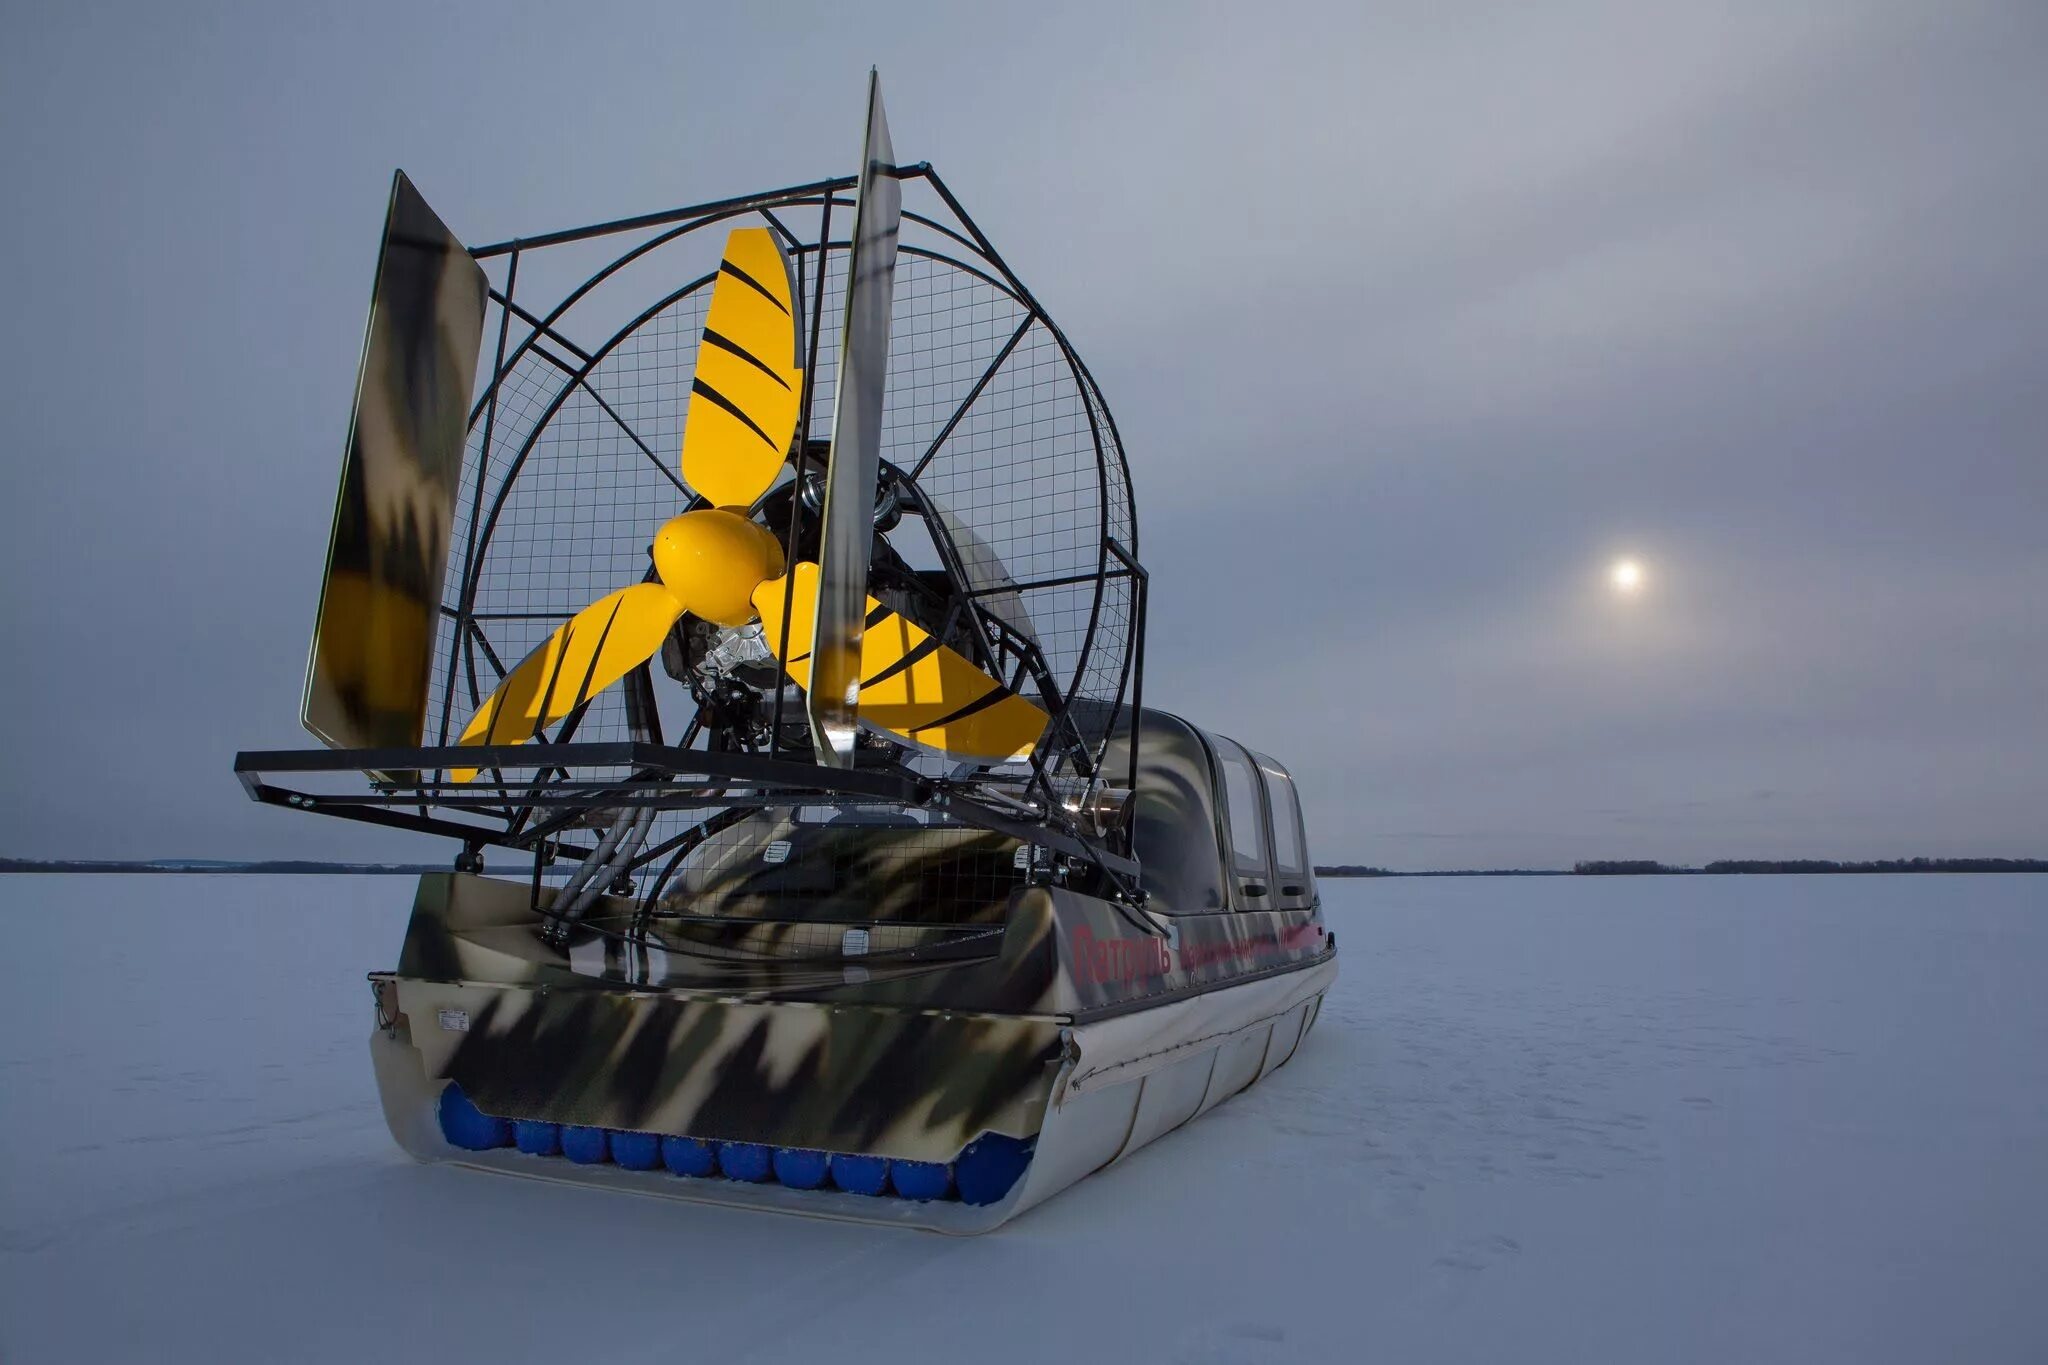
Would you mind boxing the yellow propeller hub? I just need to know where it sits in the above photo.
[652,507,785,627]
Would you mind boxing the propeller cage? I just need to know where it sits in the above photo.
[401,168,1145,864]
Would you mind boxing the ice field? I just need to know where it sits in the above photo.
[3,873,2045,1363]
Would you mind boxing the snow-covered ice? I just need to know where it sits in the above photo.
[3,873,2045,1363]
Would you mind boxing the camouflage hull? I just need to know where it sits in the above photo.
[369,872,1336,1232]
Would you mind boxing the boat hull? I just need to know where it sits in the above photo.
[371,953,1335,1233]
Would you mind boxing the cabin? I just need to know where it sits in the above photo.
[1106,710,1316,917]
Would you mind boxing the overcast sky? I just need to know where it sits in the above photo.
[3,1,2043,869]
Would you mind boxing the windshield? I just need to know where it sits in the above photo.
[659,805,1028,926]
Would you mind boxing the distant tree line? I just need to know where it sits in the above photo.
[1314,865,1569,877]
[1573,860,1677,875]
[1573,857,2048,875]
[1702,857,2048,874]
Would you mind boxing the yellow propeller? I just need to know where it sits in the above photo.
[681,228,804,508]
[754,564,1047,763]
[449,227,1047,781]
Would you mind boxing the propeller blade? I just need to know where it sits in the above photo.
[808,70,903,768]
[755,564,1047,764]
[449,582,685,781]
[680,227,804,509]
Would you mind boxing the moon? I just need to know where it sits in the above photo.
[1610,558,1645,594]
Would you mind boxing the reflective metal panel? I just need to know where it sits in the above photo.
[808,70,902,766]
[303,171,487,751]
[929,497,1039,647]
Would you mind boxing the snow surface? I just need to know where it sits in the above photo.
[3,873,2046,1363]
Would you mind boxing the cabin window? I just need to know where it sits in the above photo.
[1112,711,1232,913]
[1254,752,1311,899]
[1214,738,1273,900]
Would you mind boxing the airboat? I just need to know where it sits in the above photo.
[235,74,1337,1231]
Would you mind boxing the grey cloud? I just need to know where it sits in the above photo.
[1,0,2041,867]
